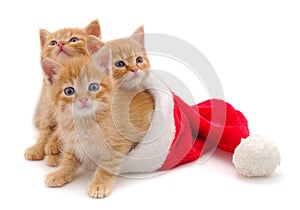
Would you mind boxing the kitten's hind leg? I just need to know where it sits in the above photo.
[45,154,62,167]
[25,112,55,160]
[45,130,63,166]
[45,150,79,187]
[45,131,61,155]
[24,144,45,160]
[24,129,51,160]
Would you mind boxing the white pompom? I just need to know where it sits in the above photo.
[232,135,280,177]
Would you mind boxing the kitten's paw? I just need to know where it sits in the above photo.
[45,154,61,167]
[87,182,111,198]
[45,141,60,155]
[45,171,72,187]
[24,145,45,160]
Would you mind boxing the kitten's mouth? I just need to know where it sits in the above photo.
[80,105,90,109]
[58,49,67,54]
[128,72,140,79]
[57,47,69,56]
[133,73,139,78]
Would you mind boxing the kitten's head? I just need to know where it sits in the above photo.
[87,26,150,90]
[40,19,101,62]
[41,47,113,118]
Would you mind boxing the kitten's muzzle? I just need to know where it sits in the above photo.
[131,68,138,73]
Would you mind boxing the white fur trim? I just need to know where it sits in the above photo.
[232,135,281,177]
[120,72,176,173]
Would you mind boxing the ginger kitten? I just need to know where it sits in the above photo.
[24,20,101,166]
[87,26,154,134]
[42,47,137,198]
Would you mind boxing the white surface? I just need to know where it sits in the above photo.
[0,0,299,209]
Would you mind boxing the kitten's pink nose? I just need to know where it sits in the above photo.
[79,98,88,104]
[58,42,65,48]
[131,68,138,73]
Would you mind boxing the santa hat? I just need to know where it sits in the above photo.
[120,73,280,177]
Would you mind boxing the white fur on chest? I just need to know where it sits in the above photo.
[63,118,111,170]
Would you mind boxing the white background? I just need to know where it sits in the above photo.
[0,0,299,209]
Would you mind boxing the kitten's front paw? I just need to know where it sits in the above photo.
[24,145,45,160]
[87,182,111,198]
[45,140,60,155]
[45,170,73,187]
[45,154,61,167]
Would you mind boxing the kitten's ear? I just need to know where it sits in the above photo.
[41,58,61,85]
[130,25,145,48]
[87,35,105,55]
[85,19,101,38]
[40,29,50,47]
[92,46,112,75]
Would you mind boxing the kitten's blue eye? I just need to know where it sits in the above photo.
[69,37,79,43]
[64,87,75,96]
[115,61,126,68]
[89,83,99,92]
[49,40,57,46]
[136,56,143,63]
